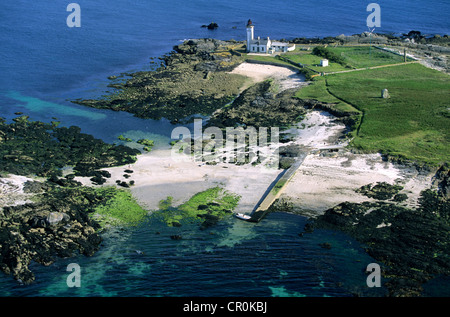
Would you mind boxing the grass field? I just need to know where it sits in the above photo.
[294,76,360,114]
[154,187,240,226]
[243,54,294,67]
[243,46,448,166]
[323,63,449,166]
[91,187,148,228]
[283,52,349,73]
[284,46,414,72]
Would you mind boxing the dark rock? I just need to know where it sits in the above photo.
[206,80,307,130]
[305,188,450,297]
[23,181,47,194]
[170,235,182,240]
[197,204,209,210]
[319,242,332,249]
[434,164,449,199]
[90,175,106,185]
[199,214,220,230]
[356,182,403,200]
[0,119,140,178]
[0,187,104,284]
[392,193,408,202]
[46,212,70,226]
[201,22,219,30]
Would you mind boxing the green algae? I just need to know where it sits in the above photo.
[89,187,148,229]
[153,187,240,228]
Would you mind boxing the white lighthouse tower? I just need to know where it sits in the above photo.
[246,19,254,52]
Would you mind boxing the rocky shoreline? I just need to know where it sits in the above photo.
[0,116,145,284]
[0,184,103,284]
[301,182,449,297]
[72,39,248,124]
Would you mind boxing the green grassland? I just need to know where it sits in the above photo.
[283,45,413,72]
[294,76,360,114]
[306,63,449,166]
[244,46,448,167]
[243,54,294,68]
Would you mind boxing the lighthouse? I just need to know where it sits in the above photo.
[246,19,254,52]
[245,19,295,54]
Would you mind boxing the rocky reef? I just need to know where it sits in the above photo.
[0,179,149,285]
[207,80,307,129]
[0,185,105,284]
[0,116,140,179]
[72,39,247,123]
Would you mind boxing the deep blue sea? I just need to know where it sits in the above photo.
[0,0,449,297]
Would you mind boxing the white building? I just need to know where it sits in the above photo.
[246,19,295,54]
[320,59,329,67]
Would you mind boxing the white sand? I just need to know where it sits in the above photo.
[0,174,35,207]
[286,110,348,149]
[84,109,347,214]
[73,103,433,218]
[280,152,434,217]
[99,149,282,213]
[228,62,307,91]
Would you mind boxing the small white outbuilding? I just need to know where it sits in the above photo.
[320,59,329,67]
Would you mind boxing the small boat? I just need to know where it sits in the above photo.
[234,213,252,221]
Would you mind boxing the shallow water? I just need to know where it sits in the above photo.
[0,212,387,297]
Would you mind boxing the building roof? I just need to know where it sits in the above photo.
[249,38,270,46]
[271,41,289,46]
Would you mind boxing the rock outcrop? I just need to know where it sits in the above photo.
[0,199,102,284]
[72,39,247,124]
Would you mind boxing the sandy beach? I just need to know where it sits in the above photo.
[91,109,348,214]
[279,152,434,217]
[97,109,344,212]
[1,62,435,219]
[228,62,308,91]
[98,110,431,219]
[81,62,434,217]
